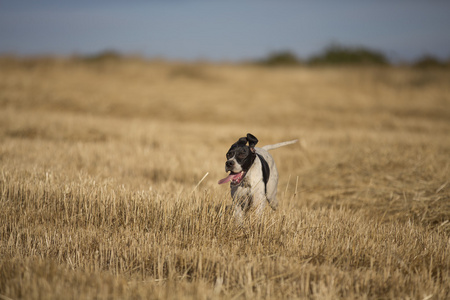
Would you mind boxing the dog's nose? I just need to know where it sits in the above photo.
[226,160,235,168]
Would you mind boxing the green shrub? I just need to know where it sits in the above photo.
[412,55,447,69]
[257,50,302,66]
[78,50,123,63]
[308,44,389,66]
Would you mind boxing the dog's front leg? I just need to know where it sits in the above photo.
[233,204,244,225]
[232,194,251,225]
[252,191,267,217]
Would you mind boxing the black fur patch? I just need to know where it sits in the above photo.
[256,153,270,194]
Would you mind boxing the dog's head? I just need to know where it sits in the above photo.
[218,133,258,185]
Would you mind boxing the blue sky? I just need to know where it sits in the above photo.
[1,1,449,62]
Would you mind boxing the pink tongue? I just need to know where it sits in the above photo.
[218,173,240,184]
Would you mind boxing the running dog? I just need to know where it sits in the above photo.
[218,133,297,222]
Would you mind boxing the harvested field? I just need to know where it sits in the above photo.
[1,57,449,299]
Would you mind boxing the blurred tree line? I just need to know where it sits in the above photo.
[2,45,448,69]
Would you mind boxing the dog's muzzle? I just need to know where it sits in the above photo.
[225,160,235,169]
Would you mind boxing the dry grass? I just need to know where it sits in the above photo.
[0,57,449,299]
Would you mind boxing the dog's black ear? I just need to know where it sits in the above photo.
[246,133,258,148]
[236,137,248,146]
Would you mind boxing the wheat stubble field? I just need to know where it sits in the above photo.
[0,57,449,299]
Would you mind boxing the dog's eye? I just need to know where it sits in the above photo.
[238,149,247,158]
[226,152,233,159]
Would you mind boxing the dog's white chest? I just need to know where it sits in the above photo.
[230,158,266,204]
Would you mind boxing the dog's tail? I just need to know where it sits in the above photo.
[262,139,298,151]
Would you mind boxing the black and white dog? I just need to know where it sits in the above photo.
[218,133,297,222]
